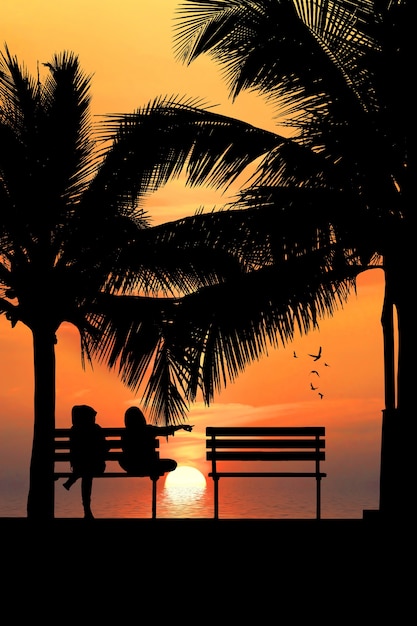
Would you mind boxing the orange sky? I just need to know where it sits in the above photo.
[1,1,385,514]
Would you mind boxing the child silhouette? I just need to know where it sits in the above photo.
[63,404,108,519]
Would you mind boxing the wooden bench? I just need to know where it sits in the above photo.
[54,427,169,518]
[206,426,326,519]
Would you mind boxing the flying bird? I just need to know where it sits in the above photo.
[310,383,318,390]
[318,392,324,399]
[310,370,320,376]
[293,351,298,358]
[308,346,322,361]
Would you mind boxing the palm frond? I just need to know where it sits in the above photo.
[0,44,40,131]
[169,255,358,406]
[0,48,99,252]
[174,0,381,134]
[92,95,282,199]
[40,51,98,206]
[110,220,245,296]
[83,237,360,424]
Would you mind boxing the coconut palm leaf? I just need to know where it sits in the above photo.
[174,0,377,126]
[86,205,362,419]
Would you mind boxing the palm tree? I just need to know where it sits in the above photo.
[0,46,292,519]
[160,0,412,517]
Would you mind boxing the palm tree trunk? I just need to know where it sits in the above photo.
[379,279,395,516]
[381,276,395,412]
[26,326,57,520]
[379,256,412,518]
[390,271,414,516]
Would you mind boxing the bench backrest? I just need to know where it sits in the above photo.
[206,426,325,471]
[54,427,159,464]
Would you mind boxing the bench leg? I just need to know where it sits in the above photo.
[213,477,219,519]
[152,477,158,519]
[316,477,321,520]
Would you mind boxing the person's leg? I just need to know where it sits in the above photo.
[160,459,177,473]
[81,476,94,519]
[63,474,79,490]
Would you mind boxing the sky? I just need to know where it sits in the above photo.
[1,0,386,517]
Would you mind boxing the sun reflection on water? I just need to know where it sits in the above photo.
[161,482,207,517]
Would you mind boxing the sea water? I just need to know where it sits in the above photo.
[0,474,379,518]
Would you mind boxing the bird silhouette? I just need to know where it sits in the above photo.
[310,383,318,390]
[293,351,298,358]
[318,392,324,399]
[310,370,320,376]
[324,362,330,367]
[308,347,322,361]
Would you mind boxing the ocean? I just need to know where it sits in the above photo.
[0,473,379,519]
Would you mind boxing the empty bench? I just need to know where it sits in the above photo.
[54,427,168,518]
[206,426,326,519]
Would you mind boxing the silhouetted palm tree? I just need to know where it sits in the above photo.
[165,0,412,517]
[0,46,290,519]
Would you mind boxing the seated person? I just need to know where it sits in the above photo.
[118,406,192,478]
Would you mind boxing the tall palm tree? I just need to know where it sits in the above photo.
[160,0,412,517]
[0,46,293,519]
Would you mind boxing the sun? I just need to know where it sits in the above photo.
[165,465,207,488]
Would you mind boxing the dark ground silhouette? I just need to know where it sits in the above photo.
[2,516,407,619]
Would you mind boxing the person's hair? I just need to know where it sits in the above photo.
[71,404,97,426]
[124,406,146,428]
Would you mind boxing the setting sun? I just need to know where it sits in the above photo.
[165,466,207,489]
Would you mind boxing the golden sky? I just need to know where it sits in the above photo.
[1,1,385,513]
